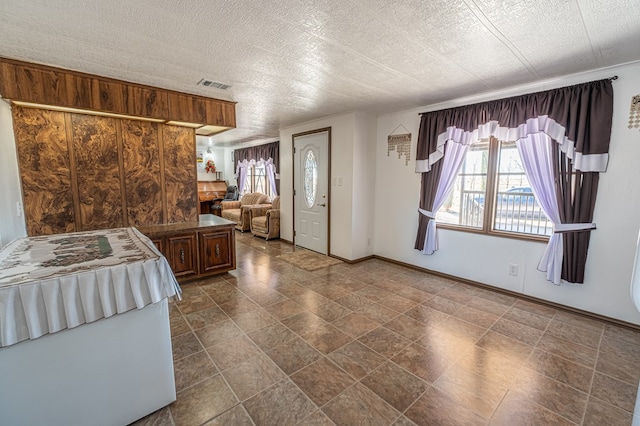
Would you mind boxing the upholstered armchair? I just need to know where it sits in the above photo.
[221,192,270,231]
[250,196,280,240]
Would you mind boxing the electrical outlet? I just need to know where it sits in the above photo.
[508,263,519,276]
[16,202,22,217]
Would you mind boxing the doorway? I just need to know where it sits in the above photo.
[293,128,330,255]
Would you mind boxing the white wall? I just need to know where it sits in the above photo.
[280,112,376,260]
[351,111,377,259]
[0,99,27,247]
[374,61,640,324]
[195,137,230,182]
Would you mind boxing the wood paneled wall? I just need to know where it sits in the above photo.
[13,108,76,236]
[0,57,236,129]
[121,120,164,226]
[162,125,198,223]
[13,105,198,236]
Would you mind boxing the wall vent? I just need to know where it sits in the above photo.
[197,78,232,90]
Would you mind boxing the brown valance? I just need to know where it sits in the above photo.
[233,141,279,172]
[416,79,614,173]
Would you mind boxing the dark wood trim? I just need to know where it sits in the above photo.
[157,125,168,224]
[64,112,82,231]
[291,127,332,254]
[330,254,375,264]
[374,255,640,332]
[115,120,128,227]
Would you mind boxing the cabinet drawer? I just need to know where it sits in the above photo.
[167,233,198,277]
[199,230,233,274]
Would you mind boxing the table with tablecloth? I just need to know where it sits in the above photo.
[0,227,181,426]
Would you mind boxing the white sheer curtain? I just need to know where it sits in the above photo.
[236,163,248,194]
[418,140,469,254]
[516,133,594,284]
[265,159,278,198]
[236,158,278,197]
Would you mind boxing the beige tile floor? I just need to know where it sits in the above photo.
[134,232,640,425]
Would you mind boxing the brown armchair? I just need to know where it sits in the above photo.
[250,196,280,240]
[221,192,270,231]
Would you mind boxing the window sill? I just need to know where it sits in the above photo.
[436,223,550,244]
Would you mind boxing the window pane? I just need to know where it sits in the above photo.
[493,141,552,236]
[254,165,267,195]
[304,150,318,208]
[241,167,253,196]
[437,142,488,228]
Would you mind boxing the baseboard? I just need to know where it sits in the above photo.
[374,255,640,332]
[330,254,375,264]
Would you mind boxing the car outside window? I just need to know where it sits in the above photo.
[436,139,552,239]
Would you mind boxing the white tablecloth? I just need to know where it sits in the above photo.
[0,227,181,347]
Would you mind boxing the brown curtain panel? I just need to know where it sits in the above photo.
[233,141,279,172]
[414,117,447,251]
[554,150,600,283]
[415,79,614,283]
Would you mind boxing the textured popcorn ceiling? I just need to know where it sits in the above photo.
[1,0,639,146]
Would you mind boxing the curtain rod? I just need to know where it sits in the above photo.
[418,76,619,116]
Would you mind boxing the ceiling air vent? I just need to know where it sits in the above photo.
[197,78,232,90]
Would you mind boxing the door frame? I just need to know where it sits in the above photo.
[292,127,331,255]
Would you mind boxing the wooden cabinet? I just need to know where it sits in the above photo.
[166,233,198,277]
[199,230,233,274]
[138,215,236,281]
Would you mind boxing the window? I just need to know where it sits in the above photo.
[436,138,553,239]
[241,164,269,197]
[303,150,318,208]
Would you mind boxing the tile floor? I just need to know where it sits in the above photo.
[134,232,640,425]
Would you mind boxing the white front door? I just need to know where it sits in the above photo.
[294,130,329,254]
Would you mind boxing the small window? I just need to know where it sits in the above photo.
[241,165,270,197]
[437,138,552,239]
[437,142,488,229]
[303,150,318,208]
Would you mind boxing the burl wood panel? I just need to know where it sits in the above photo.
[162,125,197,223]
[71,114,124,230]
[121,119,164,226]
[12,106,76,236]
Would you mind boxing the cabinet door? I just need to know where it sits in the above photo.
[199,229,234,274]
[167,233,198,277]
[150,237,164,255]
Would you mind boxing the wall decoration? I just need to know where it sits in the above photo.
[387,124,412,165]
[629,94,640,130]
[204,160,217,173]
[196,150,205,172]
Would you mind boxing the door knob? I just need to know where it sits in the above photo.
[317,203,326,207]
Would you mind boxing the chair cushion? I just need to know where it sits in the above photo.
[251,216,269,233]
[222,209,241,223]
[241,193,270,206]
[271,196,280,210]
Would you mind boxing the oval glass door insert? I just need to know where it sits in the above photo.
[304,150,318,208]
